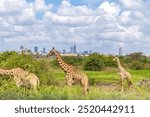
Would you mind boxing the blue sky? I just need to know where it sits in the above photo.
[27,0,100,7]
[0,0,150,55]
[27,0,119,9]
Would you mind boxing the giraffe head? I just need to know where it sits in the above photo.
[47,47,56,57]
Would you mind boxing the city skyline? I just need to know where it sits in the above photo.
[10,44,130,56]
[0,0,150,55]
[19,44,93,55]
[1,43,149,56]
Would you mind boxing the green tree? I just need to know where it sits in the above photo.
[0,52,56,86]
[126,52,145,61]
[83,53,105,71]
[130,61,145,70]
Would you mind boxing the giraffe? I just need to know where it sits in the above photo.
[113,56,133,92]
[0,67,40,90]
[47,47,89,95]
[18,73,40,90]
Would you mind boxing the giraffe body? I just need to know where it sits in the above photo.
[18,73,40,90]
[0,68,40,90]
[113,57,133,92]
[47,48,89,95]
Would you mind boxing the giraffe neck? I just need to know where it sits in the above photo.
[54,51,72,72]
[116,58,124,71]
[0,69,14,76]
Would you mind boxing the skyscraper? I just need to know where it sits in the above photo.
[34,46,38,53]
[72,43,77,54]
[70,43,77,54]
[119,47,122,56]
[83,51,88,54]
[70,47,73,53]
[89,50,92,54]
[63,49,66,54]
[43,48,46,53]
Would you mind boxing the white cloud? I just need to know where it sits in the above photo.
[98,1,120,16]
[119,11,131,24]
[119,0,143,9]
[15,8,36,25]
[0,0,150,54]
[57,1,94,16]
[34,0,53,12]
[0,0,27,16]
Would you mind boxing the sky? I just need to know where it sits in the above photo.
[0,0,150,55]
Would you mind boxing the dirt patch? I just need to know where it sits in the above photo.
[96,83,120,91]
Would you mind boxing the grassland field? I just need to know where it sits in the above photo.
[0,68,150,100]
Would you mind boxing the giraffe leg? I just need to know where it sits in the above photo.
[81,79,89,96]
[127,80,131,92]
[83,85,89,96]
[127,77,133,92]
[65,74,73,86]
[120,78,124,92]
[14,76,21,87]
[67,79,73,86]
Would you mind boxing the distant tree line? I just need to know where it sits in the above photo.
[50,52,150,71]
[0,51,150,72]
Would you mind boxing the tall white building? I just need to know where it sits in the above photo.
[119,47,122,56]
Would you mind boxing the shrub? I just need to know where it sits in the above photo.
[130,61,145,70]
[144,64,150,70]
[102,55,116,67]
[0,52,56,86]
[83,53,105,71]
[0,51,17,65]
[63,56,83,65]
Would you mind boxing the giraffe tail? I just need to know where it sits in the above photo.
[129,81,133,85]
[87,86,89,93]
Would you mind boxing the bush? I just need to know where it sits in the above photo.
[0,51,17,65]
[83,53,105,71]
[0,52,56,86]
[63,56,83,65]
[130,61,145,70]
[49,58,59,68]
[102,55,116,67]
[144,64,150,70]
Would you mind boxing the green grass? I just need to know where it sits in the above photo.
[0,69,150,100]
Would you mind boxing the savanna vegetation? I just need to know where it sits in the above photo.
[0,51,150,100]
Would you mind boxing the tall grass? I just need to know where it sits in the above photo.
[0,52,150,100]
[0,69,150,100]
